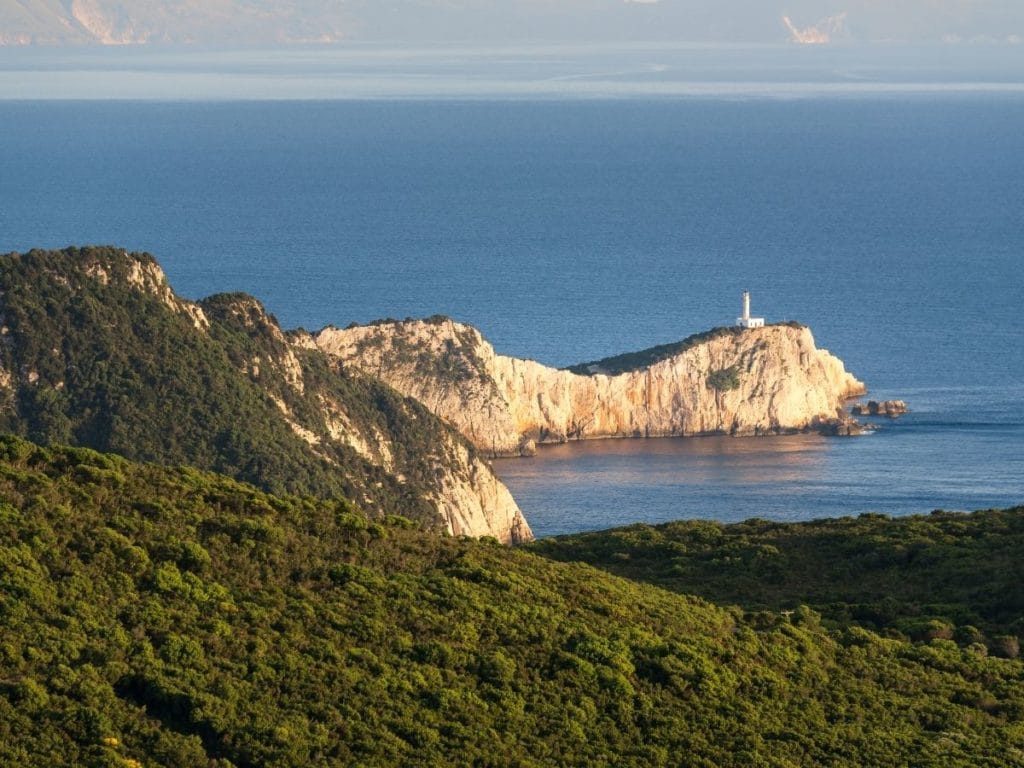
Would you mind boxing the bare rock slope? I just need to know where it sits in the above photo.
[316,318,866,457]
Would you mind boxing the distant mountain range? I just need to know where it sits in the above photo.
[3,0,1021,46]
[0,0,348,45]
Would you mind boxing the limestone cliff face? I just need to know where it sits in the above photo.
[431,438,531,543]
[315,319,866,457]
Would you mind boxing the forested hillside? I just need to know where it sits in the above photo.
[533,511,1024,652]
[0,246,529,540]
[1,435,1023,766]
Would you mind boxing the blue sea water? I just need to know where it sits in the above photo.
[1,93,1022,536]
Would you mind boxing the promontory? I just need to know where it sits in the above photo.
[0,247,531,543]
[314,316,866,457]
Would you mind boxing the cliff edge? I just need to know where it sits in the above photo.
[315,319,866,457]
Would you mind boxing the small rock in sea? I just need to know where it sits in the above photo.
[851,400,908,418]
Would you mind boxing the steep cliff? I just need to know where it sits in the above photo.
[316,318,866,457]
[0,247,529,542]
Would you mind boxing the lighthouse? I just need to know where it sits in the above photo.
[736,290,765,329]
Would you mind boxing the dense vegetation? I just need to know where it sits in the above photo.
[2,434,1024,766]
[0,246,488,527]
[564,322,805,376]
[343,314,453,330]
[533,511,1024,652]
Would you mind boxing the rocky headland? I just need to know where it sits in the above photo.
[0,247,530,543]
[314,317,867,458]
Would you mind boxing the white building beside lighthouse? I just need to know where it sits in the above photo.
[736,290,765,329]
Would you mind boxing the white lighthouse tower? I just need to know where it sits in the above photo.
[736,290,765,329]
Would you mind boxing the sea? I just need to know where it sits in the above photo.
[1,45,1022,536]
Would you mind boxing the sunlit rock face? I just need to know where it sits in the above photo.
[315,319,866,458]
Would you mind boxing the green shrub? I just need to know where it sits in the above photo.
[706,366,741,391]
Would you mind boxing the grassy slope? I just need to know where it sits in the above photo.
[1,435,1023,767]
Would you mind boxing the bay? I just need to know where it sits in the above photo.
[1,93,1021,535]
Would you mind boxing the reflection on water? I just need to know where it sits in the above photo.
[494,419,1024,538]
[495,433,834,537]
[509,433,828,486]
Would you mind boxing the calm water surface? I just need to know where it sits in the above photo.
[497,394,1024,536]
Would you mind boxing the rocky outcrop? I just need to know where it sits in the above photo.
[316,318,866,457]
[85,250,210,331]
[852,400,908,418]
[432,438,531,543]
